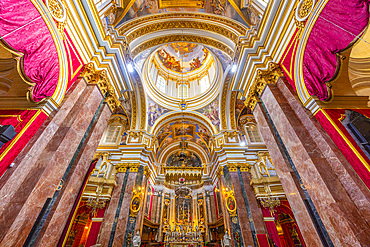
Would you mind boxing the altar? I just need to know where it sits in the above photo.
[168,242,201,247]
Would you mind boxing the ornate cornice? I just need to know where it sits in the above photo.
[227,163,251,173]
[80,63,120,111]
[116,163,140,173]
[117,12,247,38]
[244,62,284,110]
[131,35,234,58]
[124,20,239,44]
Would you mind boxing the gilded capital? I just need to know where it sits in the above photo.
[244,62,284,110]
[80,63,120,112]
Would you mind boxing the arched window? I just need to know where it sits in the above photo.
[156,75,166,93]
[178,84,188,98]
[246,124,262,143]
[199,75,210,93]
[103,123,122,144]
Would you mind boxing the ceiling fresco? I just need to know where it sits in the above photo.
[148,98,170,127]
[134,47,156,69]
[196,98,220,131]
[117,0,252,28]
[156,43,209,73]
[235,98,251,126]
[155,120,212,157]
[208,47,232,69]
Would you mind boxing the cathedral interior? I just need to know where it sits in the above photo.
[0,0,370,247]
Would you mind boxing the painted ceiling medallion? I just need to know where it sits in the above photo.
[157,43,209,73]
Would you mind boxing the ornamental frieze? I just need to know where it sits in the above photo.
[125,20,239,44]
[118,12,247,37]
[131,35,234,58]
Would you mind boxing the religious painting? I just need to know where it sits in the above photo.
[208,47,232,69]
[225,194,237,216]
[197,99,220,131]
[134,47,156,69]
[157,132,170,147]
[117,0,252,28]
[121,95,132,126]
[158,0,205,9]
[198,198,205,221]
[172,123,195,137]
[130,195,142,217]
[156,43,209,73]
[148,99,169,127]
[144,186,153,218]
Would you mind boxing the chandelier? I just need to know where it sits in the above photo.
[259,195,280,214]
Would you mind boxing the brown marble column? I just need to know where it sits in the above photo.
[96,172,127,246]
[36,103,112,246]
[254,102,322,247]
[240,172,267,237]
[95,169,138,247]
[230,172,254,247]
[0,78,108,247]
[254,78,370,246]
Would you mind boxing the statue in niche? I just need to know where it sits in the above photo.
[133,231,141,247]
[221,231,231,247]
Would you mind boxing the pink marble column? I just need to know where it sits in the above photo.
[240,172,267,236]
[96,172,127,247]
[254,102,323,247]
[254,78,370,246]
[0,78,107,247]
[230,172,254,247]
[111,172,137,247]
[36,103,112,246]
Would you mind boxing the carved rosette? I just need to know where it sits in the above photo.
[244,62,284,110]
[80,63,121,112]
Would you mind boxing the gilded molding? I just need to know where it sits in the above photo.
[46,0,67,39]
[230,91,237,129]
[116,163,140,173]
[80,63,121,111]
[227,163,251,173]
[131,35,234,58]
[223,130,239,138]
[124,20,239,44]
[244,62,284,110]
[294,0,316,38]
[118,12,247,37]
[220,73,233,129]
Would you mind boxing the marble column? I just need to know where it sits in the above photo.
[221,167,245,247]
[0,78,108,247]
[110,170,138,247]
[240,172,267,239]
[96,171,129,247]
[229,171,254,247]
[36,103,111,246]
[123,166,144,247]
[253,78,370,246]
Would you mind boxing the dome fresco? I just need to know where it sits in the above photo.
[156,42,209,73]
